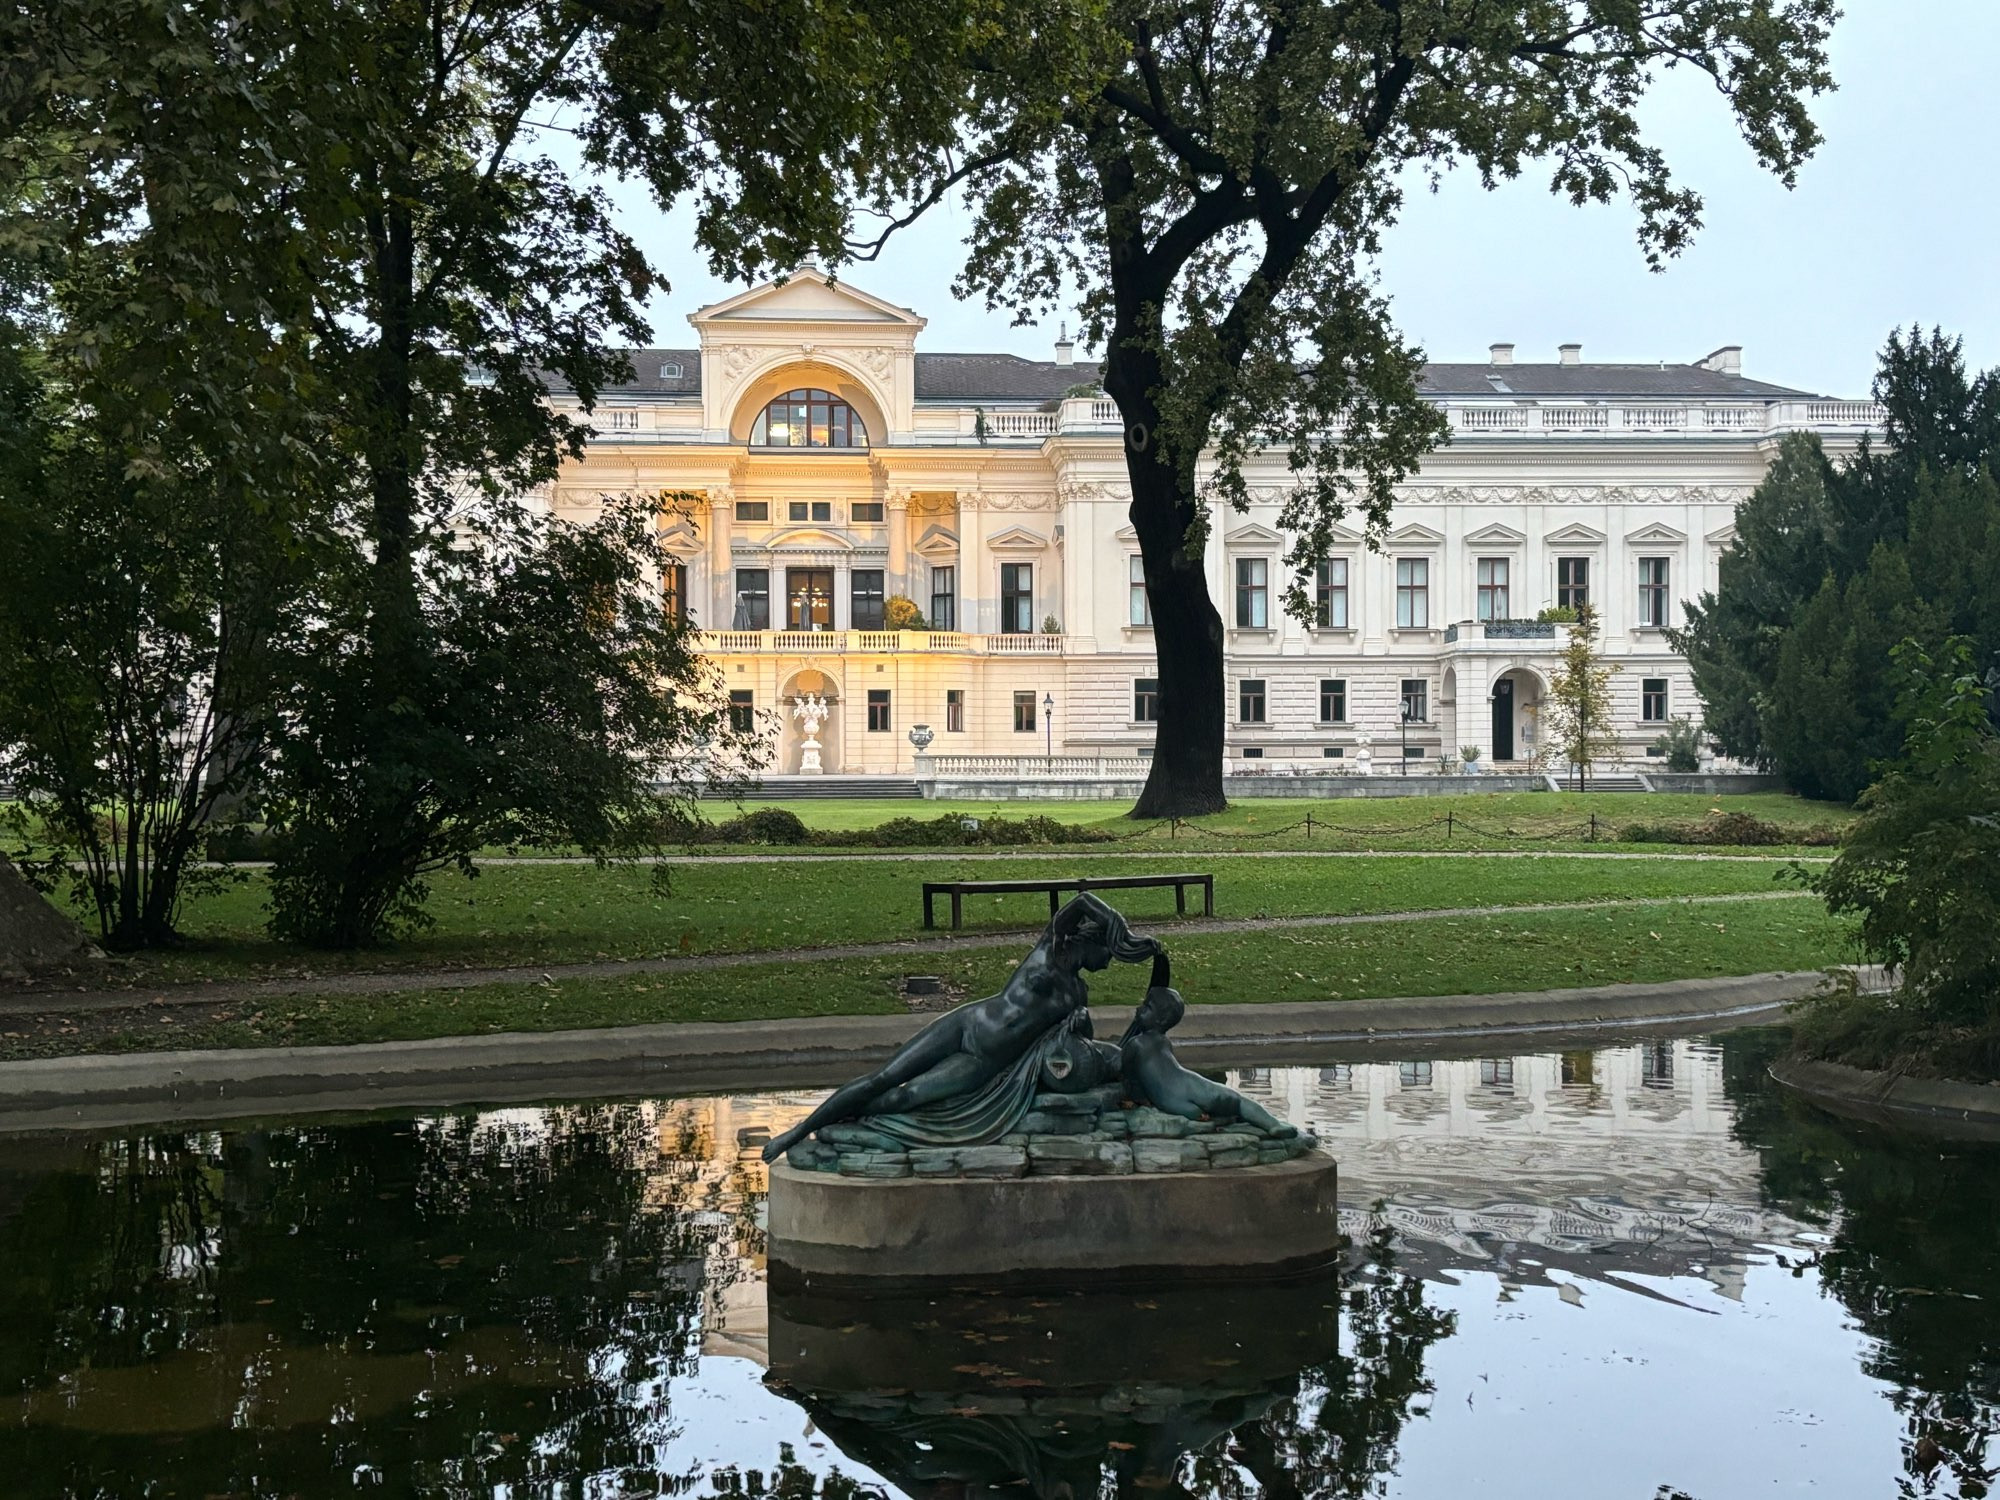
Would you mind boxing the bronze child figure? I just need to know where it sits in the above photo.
[1119,955,1297,1137]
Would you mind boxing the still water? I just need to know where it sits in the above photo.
[0,1028,1994,1499]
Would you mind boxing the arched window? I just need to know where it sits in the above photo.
[750,388,869,449]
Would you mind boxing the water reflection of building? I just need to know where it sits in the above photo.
[1234,1039,1808,1300]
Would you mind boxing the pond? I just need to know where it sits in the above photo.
[0,1028,1995,1499]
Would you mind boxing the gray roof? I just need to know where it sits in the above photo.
[1418,362,1814,399]
[558,349,1817,403]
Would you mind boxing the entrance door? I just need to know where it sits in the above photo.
[785,568,835,630]
[1492,678,1514,762]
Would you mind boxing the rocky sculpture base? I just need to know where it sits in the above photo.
[782,1083,1319,1180]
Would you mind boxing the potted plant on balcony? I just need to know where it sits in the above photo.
[1041,614,1062,635]
[884,596,928,631]
[1459,744,1482,775]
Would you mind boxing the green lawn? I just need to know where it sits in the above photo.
[13,898,1856,1059]
[89,851,1814,984]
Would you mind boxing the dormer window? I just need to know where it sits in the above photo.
[659,361,683,379]
[751,388,869,449]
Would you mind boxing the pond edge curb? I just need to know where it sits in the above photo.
[1768,1054,2000,1140]
[0,966,1888,1136]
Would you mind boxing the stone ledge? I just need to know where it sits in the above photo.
[766,1152,1340,1286]
[1769,1054,2000,1142]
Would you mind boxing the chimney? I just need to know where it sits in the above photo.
[1699,345,1743,376]
[1488,343,1514,366]
[1559,343,1582,366]
[1054,324,1075,368]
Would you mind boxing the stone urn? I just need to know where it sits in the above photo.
[793,692,830,774]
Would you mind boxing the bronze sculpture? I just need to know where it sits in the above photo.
[761,892,1161,1161]
[765,894,1306,1165]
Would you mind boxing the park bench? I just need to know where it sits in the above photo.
[921,872,1215,931]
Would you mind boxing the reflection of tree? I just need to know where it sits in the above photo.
[1726,1030,2000,1498]
[1187,1221,1457,1500]
[0,1105,753,1497]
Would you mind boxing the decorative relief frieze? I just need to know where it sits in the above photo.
[1394,483,1753,507]
[982,490,1058,511]
[855,347,894,379]
[720,346,757,380]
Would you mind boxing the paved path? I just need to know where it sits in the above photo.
[0,965,1883,1136]
[0,889,1817,1018]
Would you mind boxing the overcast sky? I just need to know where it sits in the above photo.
[584,1,1997,399]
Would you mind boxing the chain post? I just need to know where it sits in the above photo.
[1589,811,1598,843]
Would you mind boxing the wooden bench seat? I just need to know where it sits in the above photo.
[921,872,1215,931]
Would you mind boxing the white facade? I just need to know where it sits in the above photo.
[540,273,1882,777]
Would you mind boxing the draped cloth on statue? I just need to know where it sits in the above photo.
[856,1018,1074,1147]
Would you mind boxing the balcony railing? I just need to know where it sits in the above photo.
[695,629,1065,656]
[1444,619,1564,644]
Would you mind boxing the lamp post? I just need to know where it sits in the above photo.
[1043,691,1055,767]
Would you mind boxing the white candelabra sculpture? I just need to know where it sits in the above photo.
[793,693,830,775]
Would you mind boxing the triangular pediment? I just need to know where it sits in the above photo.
[1464,522,1527,546]
[1323,521,1363,545]
[1388,522,1445,546]
[1112,524,1139,542]
[657,518,703,556]
[1544,522,1607,546]
[986,524,1049,551]
[1625,521,1688,546]
[691,267,924,328]
[913,523,960,559]
[1705,522,1739,546]
[765,526,855,554]
[1225,522,1283,545]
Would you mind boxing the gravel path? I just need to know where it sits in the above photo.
[0,889,1816,1019]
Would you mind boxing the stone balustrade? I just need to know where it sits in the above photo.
[922,753,1152,779]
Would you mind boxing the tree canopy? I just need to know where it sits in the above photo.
[887,0,1839,814]
[1677,329,2000,801]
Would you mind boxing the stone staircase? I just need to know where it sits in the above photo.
[1546,772,1652,793]
[715,775,923,800]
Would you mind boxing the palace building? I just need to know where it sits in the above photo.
[536,272,1883,784]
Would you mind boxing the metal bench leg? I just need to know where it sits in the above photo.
[1175,883,1186,915]
[1050,888,1060,919]
[952,891,963,930]
[923,890,935,930]
[1203,879,1214,917]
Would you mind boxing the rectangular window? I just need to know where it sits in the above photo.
[1319,678,1347,723]
[1129,556,1151,626]
[733,568,770,630]
[1235,557,1269,628]
[1395,558,1430,628]
[1400,678,1428,724]
[945,689,964,732]
[866,689,891,732]
[1001,563,1034,634]
[850,501,884,524]
[1238,678,1266,724]
[1322,746,1344,759]
[1642,677,1669,722]
[785,567,834,630]
[850,569,885,631]
[1013,690,1037,733]
[1133,677,1159,723]
[929,566,956,631]
[727,689,755,733]
[1399,1061,1434,1090]
[663,562,688,624]
[1479,1059,1516,1091]
[1316,558,1348,628]
[1476,557,1510,621]
[733,500,770,522]
[788,500,833,523]
[1639,556,1671,627]
[1241,746,1264,759]
[1557,556,1590,610]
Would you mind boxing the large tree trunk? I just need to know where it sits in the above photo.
[1121,405,1227,819]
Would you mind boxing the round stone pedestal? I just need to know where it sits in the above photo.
[766,1151,1339,1286]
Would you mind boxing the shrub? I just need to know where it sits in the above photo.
[1536,605,1579,624]
[1619,812,1842,847]
[714,807,811,845]
[883,595,927,630]
[204,824,289,863]
[1650,715,1704,772]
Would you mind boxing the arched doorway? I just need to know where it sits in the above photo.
[779,669,843,774]
[1489,668,1546,765]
